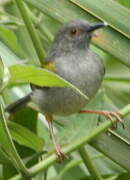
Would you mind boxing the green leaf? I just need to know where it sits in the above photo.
[0,25,23,56]
[0,10,24,27]
[9,64,69,87]
[0,148,11,164]
[9,64,89,100]
[3,163,18,180]
[117,0,130,9]
[0,103,11,151]
[55,160,86,180]
[15,26,40,65]
[103,55,130,107]
[117,172,130,180]
[0,42,21,66]
[89,95,130,171]
[12,107,38,133]
[90,132,130,171]
[10,107,42,165]
[70,0,130,38]
[0,102,30,175]
[4,2,40,66]
[0,56,10,93]
[8,121,44,152]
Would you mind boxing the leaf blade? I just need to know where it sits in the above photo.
[70,0,130,38]
[9,64,89,100]
[8,121,45,152]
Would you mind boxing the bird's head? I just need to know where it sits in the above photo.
[52,19,107,52]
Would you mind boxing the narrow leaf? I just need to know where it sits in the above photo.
[9,64,89,100]
[0,56,10,92]
[70,0,130,38]
[8,121,44,152]
[90,133,130,171]
[0,25,23,56]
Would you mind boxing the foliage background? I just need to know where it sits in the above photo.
[0,0,130,179]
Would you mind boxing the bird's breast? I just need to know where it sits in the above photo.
[54,50,104,98]
[32,50,104,116]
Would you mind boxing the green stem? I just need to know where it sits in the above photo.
[10,104,130,180]
[78,146,103,180]
[105,175,119,180]
[0,104,30,179]
[104,76,130,83]
[15,0,46,66]
[25,5,53,50]
[119,104,130,116]
[26,7,53,42]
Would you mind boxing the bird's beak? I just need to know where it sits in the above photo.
[87,22,108,33]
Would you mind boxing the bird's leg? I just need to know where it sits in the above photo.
[79,110,125,129]
[45,114,67,162]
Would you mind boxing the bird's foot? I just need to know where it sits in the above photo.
[55,144,68,163]
[79,110,125,129]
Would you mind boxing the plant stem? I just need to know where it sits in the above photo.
[9,104,130,180]
[0,104,31,179]
[25,6,53,42]
[15,0,46,66]
[119,104,130,116]
[105,175,119,180]
[104,76,130,83]
[78,146,103,180]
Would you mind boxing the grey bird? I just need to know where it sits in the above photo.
[6,19,124,161]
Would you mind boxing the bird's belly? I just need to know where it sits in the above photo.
[31,71,102,116]
[31,87,88,115]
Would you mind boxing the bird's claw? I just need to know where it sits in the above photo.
[80,109,125,129]
[55,144,68,163]
[101,111,125,129]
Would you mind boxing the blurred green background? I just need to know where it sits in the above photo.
[0,0,130,179]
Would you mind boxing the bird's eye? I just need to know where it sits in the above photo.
[69,28,78,36]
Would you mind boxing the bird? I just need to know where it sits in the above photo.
[6,19,124,161]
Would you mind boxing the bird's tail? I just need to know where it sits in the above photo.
[5,93,32,113]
